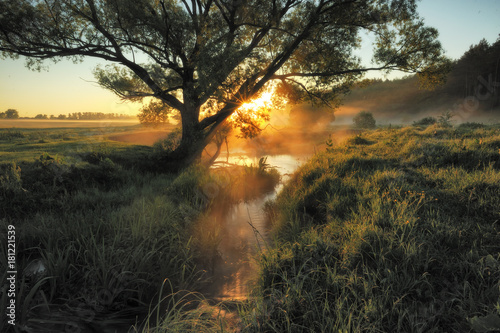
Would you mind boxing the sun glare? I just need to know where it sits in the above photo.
[230,90,280,127]
[238,91,274,111]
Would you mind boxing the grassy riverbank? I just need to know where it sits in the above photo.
[0,161,216,331]
[241,123,500,332]
[0,126,278,332]
[2,123,500,332]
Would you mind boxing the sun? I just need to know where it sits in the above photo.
[226,91,275,138]
[238,91,274,111]
[231,91,275,123]
[227,85,288,138]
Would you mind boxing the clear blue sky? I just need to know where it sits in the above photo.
[418,0,500,60]
[1,0,499,117]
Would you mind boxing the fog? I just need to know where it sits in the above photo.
[212,105,359,161]
[103,101,499,301]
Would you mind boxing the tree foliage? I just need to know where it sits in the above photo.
[138,100,173,126]
[0,109,20,119]
[0,0,450,167]
[353,110,376,128]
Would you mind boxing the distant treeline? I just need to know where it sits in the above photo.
[31,112,137,120]
[0,109,19,119]
[343,35,500,118]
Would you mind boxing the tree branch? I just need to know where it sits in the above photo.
[271,65,400,79]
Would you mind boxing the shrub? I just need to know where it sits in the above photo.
[457,122,485,130]
[412,116,437,126]
[353,111,376,129]
[437,110,454,127]
[154,128,182,154]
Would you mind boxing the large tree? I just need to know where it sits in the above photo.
[0,0,450,168]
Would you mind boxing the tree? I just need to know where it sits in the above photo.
[0,0,450,169]
[138,100,172,126]
[3,109,19,119]
[353,111,376,128]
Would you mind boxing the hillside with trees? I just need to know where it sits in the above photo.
[341,36,500,123]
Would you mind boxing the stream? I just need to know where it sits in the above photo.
[204,154,310,301]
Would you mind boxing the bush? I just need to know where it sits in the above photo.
[412,116,437,126]
[154,128,182,154]
[438,110,454,127]
[457,122,485,130]
[353,111,376,129]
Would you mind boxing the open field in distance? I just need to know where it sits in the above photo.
[0,119,140,128]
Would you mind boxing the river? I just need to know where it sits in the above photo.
[203,154,311,301]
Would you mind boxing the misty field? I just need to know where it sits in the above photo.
[0,119,139,129]
[1,122,500,332]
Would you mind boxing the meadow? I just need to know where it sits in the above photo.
[242,122,500,332]
[0,123,277,332]
[1,121,500,332]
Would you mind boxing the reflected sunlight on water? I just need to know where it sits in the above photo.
[206,154,309,301]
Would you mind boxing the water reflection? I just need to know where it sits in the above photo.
[205,154,309,301]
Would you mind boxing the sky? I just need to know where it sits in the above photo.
[1,0,499,118]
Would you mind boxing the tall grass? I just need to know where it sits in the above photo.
[135,280,234,333]
[0,132,236,332]
[0,170,202,331]
[241,124,500,332]
[1,127,282,332]
[3,124,499,332]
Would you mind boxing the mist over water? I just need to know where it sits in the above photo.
[203,108,347,301]
[102,107,363,301]
[204,156,308,301]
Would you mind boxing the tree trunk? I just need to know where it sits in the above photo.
[161,102,235,172]
[160,105,206,171]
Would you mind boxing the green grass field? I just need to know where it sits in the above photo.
[0,124,209,331]
[0,124,276,332]
[0,124,141,162]
[240,122,500,332]
[1,122,500,332]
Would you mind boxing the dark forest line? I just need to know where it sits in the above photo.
[343,36,500,121]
